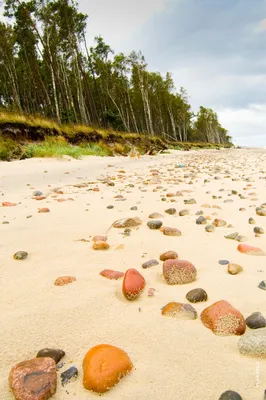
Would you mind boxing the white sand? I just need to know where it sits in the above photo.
[1,148,266,400]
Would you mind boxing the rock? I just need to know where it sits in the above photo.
[219,260,229,265]
[196,216,207,225]
[35,196,46,200]
[130,206,137,210]
[107,205,114,209]
[163,259,197,285]
[13,251,28,260]
[213,219,227,227]
[246,312,266,329]
[38,208,50,213]
[93,241,110,250]
[228,263,243,275]
[148,288,155,297]
[186,288,208,303]
[196,210,203,215]
[9,357,57,400]
[83,344,133,393]
[165,208,176,215]
[122,269,146,300]
[161,227,181,236]
[149,212,164,219]
[92,235,107,242]
[235,235,248,242]
[258,281,266,290]
[33,190,43,197]
[147,220,163,230]
[2,202,17,207]
[2,221,9,224]
[237,244,265,256]
[142,259,159,269]
[161,302,197,319]
[100,270,124,280]
[205,224,215,232]
[219,391,243,400]
[249,217,256,224]
[200,300,246,336]
[224,232,239,240]
[37,348,65,364]
[54,276,76,286]
[256,208,266,216]
[184,198,196,205]
[179,209,189,216]
[61,366,78,386]
[238,328,266,356]
[254,227,264,234]
[113,217,142,228]
[159,251,178,261]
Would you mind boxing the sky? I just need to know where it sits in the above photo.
[79,0,266,147]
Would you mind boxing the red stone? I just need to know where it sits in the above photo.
[2,202,16,207]
[100,270,124,280]
[122,269,146,300]
[163,259,197,284]
[35,196,46,200]
[92,236,107,242]
[38,208,50,213]
[54,276,76,286]
[237,243,265,256]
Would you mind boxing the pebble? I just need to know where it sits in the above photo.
[179,209,189,216]
[147,220,163,230]
[227,263,243,275]
[130,206,137,210]
[258,280,266,290]
[142,259,159,268]
[112,217,142,228]
[196,216,207,225]
[83,344,133,393]
[161,227,181,236]
[92,235,107,242]
[13,251,28,260]
[219,391,243,400]
[149,212,164,219]
[184,198,196,204]
[238,328,266,356]
[100,270,124,279]
[33,190,43,196]
[37,348,65,364]
[249,217,256,225]
[245,312,266,329]
[224,232,239,240]
[54,276,76,286]
[38,207,50,213]
[163,259,197,284]
[160,251,178,261]
[219,259,230,265]
[2,202,17,207]
[107,205,114,209]
[122,269,146,300]
[256,208,266,216]
[254,227,264,234]
[186,288,208,303]
[237,244,266,256]
[205,224,215,232]
[93,241,110,250]
[165,208,176,215]
[213,218,227,227]
[161,302,197,319]
[61,366,78,386]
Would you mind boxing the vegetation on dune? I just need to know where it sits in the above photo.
[0,0,232,148]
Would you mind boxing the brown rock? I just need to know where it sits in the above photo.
[213,219,227,227]
[160,251,178,261]
[228,263,243,275]
[9,357,57,400]
[162,302,197,319]
[38,208,50,213]
[93,241,110,250]
[163,259,197,285]
[237,244,265,256]
[54,276,76,286]
[122,269,146,300]
[83,344,133,393]
[100,270,124,280]
[35,196,46,201]
[112,217,142,228]
[149,212,164,219]
[200,300,246,336]
[161,227,181,236]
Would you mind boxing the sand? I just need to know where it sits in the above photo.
[1,148,266,400]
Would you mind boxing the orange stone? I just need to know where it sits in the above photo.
[162,302,197,319]
[54,276,76,286]
[237,243,265,256]
[38,208,50,213]
[160,251,178,261]
[201,300,246,336]
[35,196,46,200]
[2,202,16,207]
[122,269,146,300]
[100,270,124,280]
[92,236,107,242]
[161,227,181,236]
[93,241,110,250]
[93,188,100,192]
[83,344,133,393]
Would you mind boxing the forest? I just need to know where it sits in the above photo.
[0,0,232,145]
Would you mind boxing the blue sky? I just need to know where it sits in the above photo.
[80,0,266,146]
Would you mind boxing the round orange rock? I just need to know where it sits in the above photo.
[122,268,146,300]
[83,344,133,393]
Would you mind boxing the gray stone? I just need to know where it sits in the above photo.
[165,208,176,215]
[254,227,264,234]
[13,251,28,260]
[184,198,196,205]
[179,209,189,216]
[205,224,215,232]
[238,328,266,357]
[224,232,239,240]
[258,281,266,290]
[196,216,207,225]
[219,391,242,400]
[147,220,163,230]
[246,312,266,329]
[61,366,78,386]
[186,288,208,303]
[142,259,159,269]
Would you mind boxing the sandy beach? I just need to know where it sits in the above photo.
[1,148,266,400]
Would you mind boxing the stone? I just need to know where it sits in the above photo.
[249,217,256,224]
[159,251,178,261]
[130,206,137,210]
[162,227,181,236]
[38,208,50,213]
[54,276,76,286]
[36,348,65,364]
[13,251,28,260]
[100,270,124,280]
[83,344,133,393]
[196,210,203,215]
[224,232,239,240]
[201,300,246,336]
[246,312,266,329]
[219,260,229,265]
[147,220,163,230]
[149,212,164,219]
[238,328,266,356]
[254,227,264,234]
[256,208,266,216]
[235,235,248,242]
[228,263,243,275]
[163,259,197,285]
[148,288,155,297]
[196,216,207,225]
[237,244,265,256]
[161,302,197,319]
[93,241,110,250]
[165,208,176,215]
[2,202,17,207]
[33,190,43,197]
[92,235,107,242]
[213,219,227,227]
[61,366,78,386]
[186,288,208,303]
[122,269,146,300]
[142,259,159,269]
[184,198,196,205]
[112,217,142,228]
[9,357,57,400]
[219,391,243,400]
[258,281,266,290]
[205,224,215,232]
[107,205,114,209]
[179,209,189,216]
[35,196,46,200]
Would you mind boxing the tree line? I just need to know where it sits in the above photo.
[0,0,232,144]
